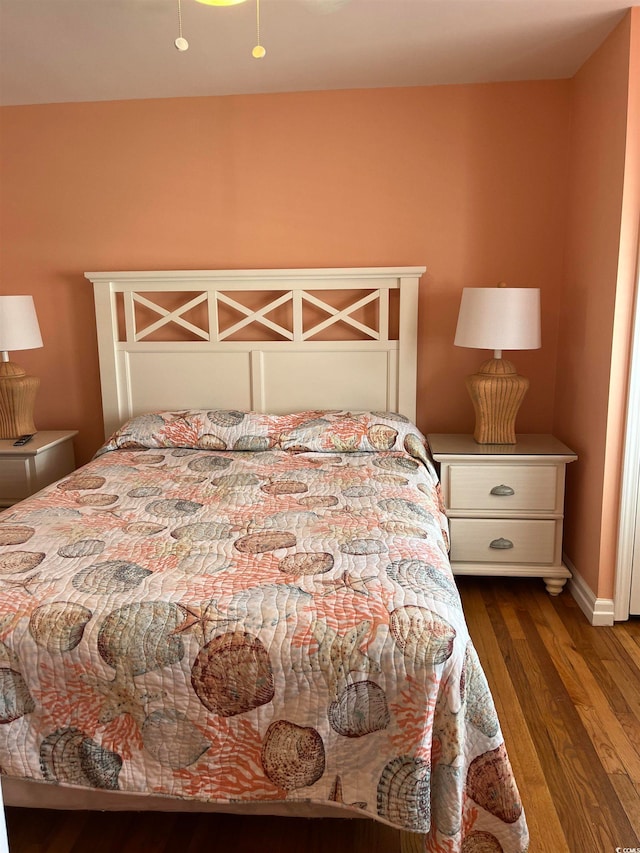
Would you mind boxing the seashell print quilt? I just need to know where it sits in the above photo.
[0,411,529,852]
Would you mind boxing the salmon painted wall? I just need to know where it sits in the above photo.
[555,9,640,600]
[0,82,570,465]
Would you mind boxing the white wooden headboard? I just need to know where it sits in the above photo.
[85,267,425,439]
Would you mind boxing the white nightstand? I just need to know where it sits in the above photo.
[427,434,577,595]
[0,430,78,508]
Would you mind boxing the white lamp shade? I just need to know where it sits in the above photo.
[0,295,43,352]
[454,287,541,351]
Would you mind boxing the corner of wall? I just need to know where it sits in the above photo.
[565,554,615,626]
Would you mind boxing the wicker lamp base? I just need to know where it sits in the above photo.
[465,357,528,444]
[0,360,39,439]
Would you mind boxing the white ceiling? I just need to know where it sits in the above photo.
[0,0,632,107]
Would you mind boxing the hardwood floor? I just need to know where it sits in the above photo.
[5,577,640,852]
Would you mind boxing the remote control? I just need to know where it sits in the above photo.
[12,434,34,446]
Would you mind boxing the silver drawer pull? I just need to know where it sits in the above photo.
[490,537,514,550]
[490,484,515,496]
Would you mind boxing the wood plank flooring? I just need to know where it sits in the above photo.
[5,577,640,852]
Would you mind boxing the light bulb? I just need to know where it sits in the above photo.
[252,44,266,59]
[174,37,189,51]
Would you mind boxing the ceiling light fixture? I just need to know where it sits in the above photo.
[176,0,265,58]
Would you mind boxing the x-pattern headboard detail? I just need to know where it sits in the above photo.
[85,267,425,439]
[130,287,388,344]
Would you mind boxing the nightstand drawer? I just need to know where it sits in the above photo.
[448,464,559,512]
[449,518,558,564]
[0,459,32,503]
[0,431,77,508]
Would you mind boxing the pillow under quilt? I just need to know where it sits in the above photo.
[98,409,432,463]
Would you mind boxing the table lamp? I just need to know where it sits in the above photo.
[0,296,43,439]
[454,284,541,444]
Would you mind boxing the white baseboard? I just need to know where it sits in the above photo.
[565,556,615,626]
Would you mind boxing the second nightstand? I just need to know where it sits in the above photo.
[0,430,78,508]
[427,434,577,595]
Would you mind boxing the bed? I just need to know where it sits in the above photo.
[0,268,529,853]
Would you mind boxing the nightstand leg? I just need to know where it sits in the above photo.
[543,577,567,596]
